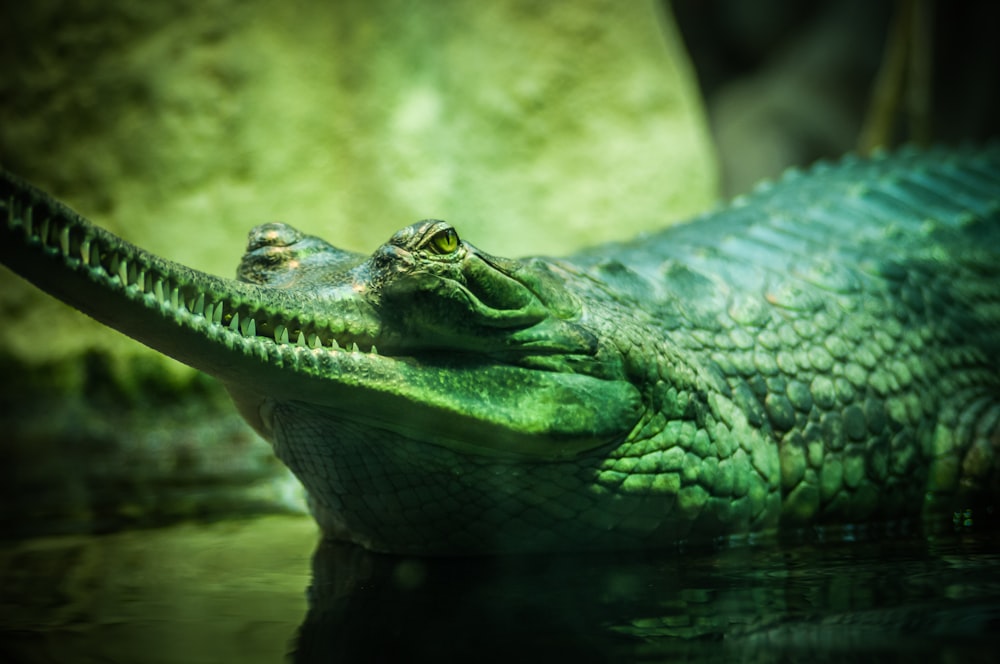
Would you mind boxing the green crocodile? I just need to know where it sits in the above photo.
[2,146,998,554]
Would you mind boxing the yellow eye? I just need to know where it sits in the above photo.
[429,227,459,254]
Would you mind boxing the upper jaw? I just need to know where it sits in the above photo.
[237,220,601,366]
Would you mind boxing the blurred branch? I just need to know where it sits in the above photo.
[859,0,932,152]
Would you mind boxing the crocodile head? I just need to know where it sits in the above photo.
[1,173,646,552]
[227,218,641,459]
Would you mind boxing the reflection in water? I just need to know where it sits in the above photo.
[1,518,998,663]
[296,529,1000,663]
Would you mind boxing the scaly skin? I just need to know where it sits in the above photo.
[1,146,998,554]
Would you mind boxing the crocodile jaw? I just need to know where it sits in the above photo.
[1,173,642,462]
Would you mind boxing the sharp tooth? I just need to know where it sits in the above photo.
[39,216,51,245]
[59,225,70,255]
[351,342,359,353]
[275,324,288,344]
[327,337,339,350]
[204,301,214,322]
[370,345,378,355]
[193,293,205,316]
[240,317,256,337]
[296,330,307,347]
[309,333,321,349]
[128,262,138,286]
[108,253,120,279]
[153,279,165,302]
[117,258,129,286]
[80,238,91,265]
[170,287,180,310]
[89,242,101,268]
[229,312,240,332]
[212,302,224,324]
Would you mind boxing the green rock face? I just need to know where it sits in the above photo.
[0,0,716,533]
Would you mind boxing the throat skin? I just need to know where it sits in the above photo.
[2,146,999,554]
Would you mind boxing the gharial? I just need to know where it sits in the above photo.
[1,146,998,555]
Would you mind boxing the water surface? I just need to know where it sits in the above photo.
[2,517,998,663]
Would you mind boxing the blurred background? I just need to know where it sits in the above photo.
[674,0,999,195]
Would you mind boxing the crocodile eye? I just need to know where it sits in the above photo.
[428,227,459,255]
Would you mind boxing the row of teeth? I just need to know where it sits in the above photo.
[11,200,379,355]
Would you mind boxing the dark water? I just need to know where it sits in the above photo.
[2,517,998,663]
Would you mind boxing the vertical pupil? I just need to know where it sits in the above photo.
[434,229,456,252]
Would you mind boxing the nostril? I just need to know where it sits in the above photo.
[246,222,304,251]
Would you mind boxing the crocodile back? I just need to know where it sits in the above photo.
[567,146,1000,527]
[571,146,999,325]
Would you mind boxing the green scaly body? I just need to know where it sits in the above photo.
[2,146,998,554]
